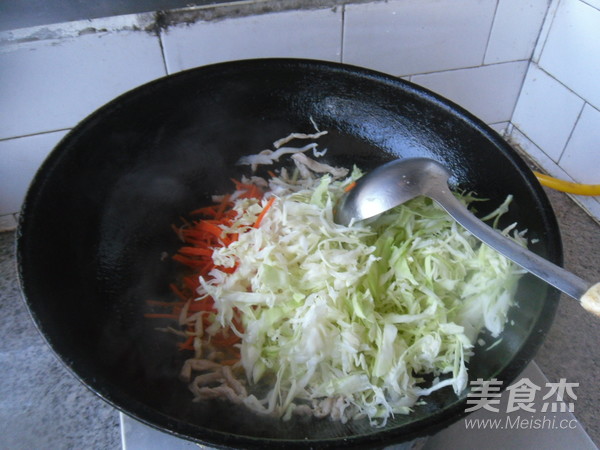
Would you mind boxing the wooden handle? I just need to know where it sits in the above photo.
[581,283,600,317]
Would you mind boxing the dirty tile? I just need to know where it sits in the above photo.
[511,64,584,162]
[343,0,497,76]
[508,125,572,179]
[508,125,600,222]
[0,30,165,140]
[488,121,509,136]
[411,61,528,124]
[538,0,600,110]
[484,0,549,64]
[0,130,68,215]
[160,8,342,73]
[560,103,600,184]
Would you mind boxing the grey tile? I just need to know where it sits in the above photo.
[0,231,121,449]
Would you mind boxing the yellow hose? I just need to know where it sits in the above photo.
[534,171,600,196]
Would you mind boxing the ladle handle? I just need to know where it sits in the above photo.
[430,190,600,316]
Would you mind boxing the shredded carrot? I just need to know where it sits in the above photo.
[216,264,237,274]
[190,205,218,217]
[344,181,357,192]
[177,335,195,350]
[178,246,213,257]
[214,194,231,219]
[196,221,225,238]
[146,299,184,307]
[253,197,276,228]
[169,283,188,301]
[231,179,263,199]
[183,276,201,291]
[188,300,217,312]
[211,332,241,347]
[172,254,207,267]
[146,177,262,361]
[144,313,179,319]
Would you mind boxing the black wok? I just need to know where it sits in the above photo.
[17,59,561,448]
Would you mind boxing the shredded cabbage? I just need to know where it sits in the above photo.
[195,161,525,426]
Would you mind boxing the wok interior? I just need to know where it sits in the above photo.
[18,60,560,447]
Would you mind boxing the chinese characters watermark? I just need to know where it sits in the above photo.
[466,377,578,414]
[463,377,580,431]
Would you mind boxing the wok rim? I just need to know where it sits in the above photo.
[16,58,562,448]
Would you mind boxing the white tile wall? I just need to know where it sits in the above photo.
[342,0,497,76]
[511,64,584,162]
[0,31,166,140]
[538,0,600,110]
[1,0,598,222]
[160,8,343,73]
[531,0,561,63]
[484,0,550,64]
[507,0,600,222]
[411,61,528,124]
[0,131,68,216]
[560,104,600,185]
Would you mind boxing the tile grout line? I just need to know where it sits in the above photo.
[481,0,500,66]
[510,122,583,182]
[528,0,555,64]
[519,61,599,126]
[155,24,170,76]
[537,64,592,108]
[510,0,554,129]
[510,124,573,176]
[579,0,600,13]
[557,101,586,165]
[407,59,529,80]
[510,124,600,222]
[506,61,532,128]
[532,0,561,64]
[511,125,600,219]
[0,128,71,143]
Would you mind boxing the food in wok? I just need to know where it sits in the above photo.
[146,130,525,426]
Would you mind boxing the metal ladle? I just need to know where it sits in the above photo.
[334,157,600,316]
